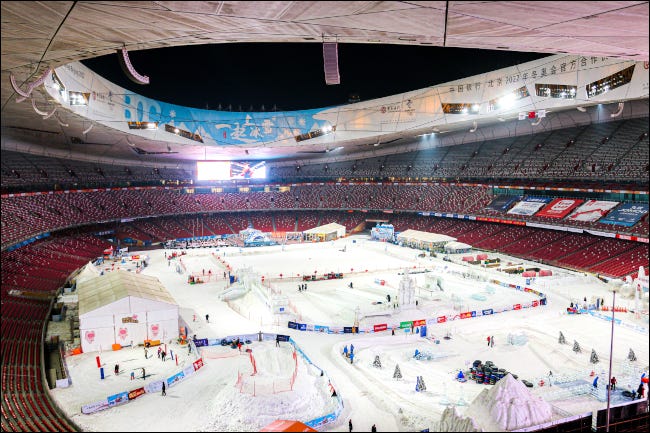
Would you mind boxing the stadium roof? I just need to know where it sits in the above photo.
[2,1,648,167]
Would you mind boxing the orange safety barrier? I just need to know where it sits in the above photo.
[112,344,121,351]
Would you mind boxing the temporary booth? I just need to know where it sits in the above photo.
[444,241,472,254]
[396,229,456,251]
[78,271,179,353]
[302,222,346,242]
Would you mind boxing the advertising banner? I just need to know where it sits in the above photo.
[598,203,648,227]
[127,387,145,401]
[567,200,619,222]
[482,308,494,316]
[193,338,208,347]
[436,316,446,323]
[412,319,426,327]
[399,321,413,329]
[373,324,388,332]
[507,196,551,216]
[459,312,474,319]
[167,371,185,388]
[486,195,521,211]
[288,321,298,329]
[536,198,584,218]
[183,365,195,377]
[107,391,129,407]
[144,380,164,394]
[513,304,522,310]
[314,325,330,333]
[81,399,109,414]
[193,358,204,371]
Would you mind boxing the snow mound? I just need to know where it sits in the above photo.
[467,373,553,431]
[438,406,481,432]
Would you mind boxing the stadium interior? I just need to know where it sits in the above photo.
[1,2,648,432]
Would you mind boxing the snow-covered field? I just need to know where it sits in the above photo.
[50,235,649,432]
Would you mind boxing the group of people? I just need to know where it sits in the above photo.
[348,419,376,432]
[592,374,647,401]
[342,344,355,364]
[298,283,308,292]
[157,346,169,361]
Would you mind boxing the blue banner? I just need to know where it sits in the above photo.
[598,203,648,227]
[193,338,208,347]
[288,321,298,329]
[314,325,330,333]
[486,195,521,211]
[107,391,129,407]
[482,309,494,316]
[167,371,185,387]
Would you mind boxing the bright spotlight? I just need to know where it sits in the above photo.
[498,93,516,109]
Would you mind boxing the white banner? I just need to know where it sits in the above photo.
[81,399,109,414]
[507,200,547,216]
[567,200,619,222]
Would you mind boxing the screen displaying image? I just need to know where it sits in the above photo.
[196,161,266,180]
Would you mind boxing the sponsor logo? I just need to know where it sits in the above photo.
[128,387,145,400]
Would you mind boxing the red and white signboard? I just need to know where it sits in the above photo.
[536,198,584,218]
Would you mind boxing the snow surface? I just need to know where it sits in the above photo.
[49,235,649,432]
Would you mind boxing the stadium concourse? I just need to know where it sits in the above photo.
[45,235,648,432]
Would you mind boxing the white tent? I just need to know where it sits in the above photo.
[73,261,101,285]
[302,222,346,241]
[77,271,179,353]
[396,229,456,250]
[444,241,472,253]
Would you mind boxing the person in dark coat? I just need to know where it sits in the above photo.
[161,381,166,396]
[348,419,352,432]
[371,424,377,432]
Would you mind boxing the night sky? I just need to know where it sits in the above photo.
[82,43,550,111]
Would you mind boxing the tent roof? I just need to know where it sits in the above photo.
[302,222,346,234]
[396,229,456,244]
[77,271,177,316]
[74,261,100,285]
[260,420,317,432]
[445,241,472,250]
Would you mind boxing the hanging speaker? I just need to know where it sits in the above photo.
[323,42,340,85]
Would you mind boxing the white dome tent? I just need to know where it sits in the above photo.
[444,241,472,254]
